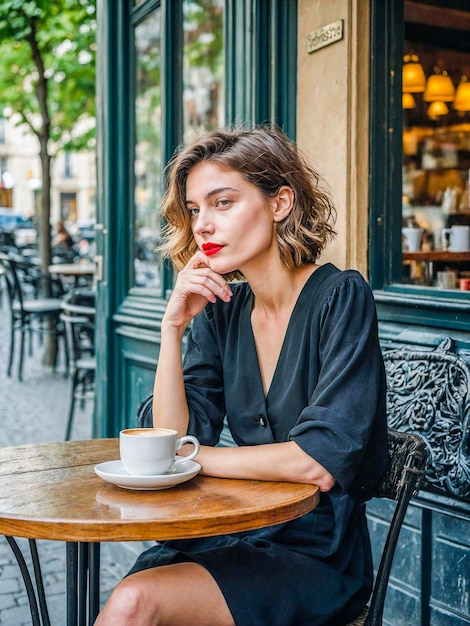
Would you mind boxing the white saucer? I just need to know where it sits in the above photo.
[94,458,201,490]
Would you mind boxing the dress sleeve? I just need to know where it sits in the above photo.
[182,307,227,446]
[289,274,388,497]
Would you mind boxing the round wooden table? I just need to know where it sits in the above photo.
[0,439,319,626]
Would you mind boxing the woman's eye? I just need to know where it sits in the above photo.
[216,198,231,208]
[188,207,199,216]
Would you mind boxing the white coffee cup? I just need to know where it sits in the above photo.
[435,270,457,289]
[120,428,200,476]
[402,227,423,252]
[441,225,470,252]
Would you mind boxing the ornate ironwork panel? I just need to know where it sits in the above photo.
[383,338,470,500]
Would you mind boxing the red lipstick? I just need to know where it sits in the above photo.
[202,243,224,256]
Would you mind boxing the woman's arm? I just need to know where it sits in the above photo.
[152,252,232,436]
[181,441,336,492]
[152,322,190,435]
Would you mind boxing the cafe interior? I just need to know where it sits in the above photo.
[401,2,470,288]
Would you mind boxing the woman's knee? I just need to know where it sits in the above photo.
[96,575,151,624]
[96,563,235,626]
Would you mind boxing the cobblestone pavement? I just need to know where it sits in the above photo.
[0,299,134,625]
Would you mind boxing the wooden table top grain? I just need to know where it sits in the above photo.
[0,439,320,543]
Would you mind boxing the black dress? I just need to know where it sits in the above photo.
[128,263,389,626]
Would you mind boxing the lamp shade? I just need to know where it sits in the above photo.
[424,72,455,102]
[402,93,416,109]
[427,101,449,120]
[453,77,470,111]
[403,54,426,93]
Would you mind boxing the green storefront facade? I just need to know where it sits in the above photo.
[94,2,470,624]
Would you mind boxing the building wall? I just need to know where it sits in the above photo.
[297,0,370,278]
[0,118,38,215]
[297,4,470,625]
[0,114,96,225]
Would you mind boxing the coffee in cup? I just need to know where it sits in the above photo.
[120,428,200,476]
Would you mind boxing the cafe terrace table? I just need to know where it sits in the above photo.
[48,263,96,277]
[0,439,320,626]
[48,262,96,290]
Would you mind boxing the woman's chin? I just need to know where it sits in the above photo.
[207,257,238,276]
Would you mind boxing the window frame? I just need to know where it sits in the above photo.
[127,0,297,300]
[369,0,470,333]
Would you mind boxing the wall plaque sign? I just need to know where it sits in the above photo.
[307,19,344,54]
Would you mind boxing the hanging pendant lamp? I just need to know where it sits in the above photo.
[453,76,470,111]
[402,93,416,109]
[402,54,426,93]
[427,101,449,120]
[424,70,455,103]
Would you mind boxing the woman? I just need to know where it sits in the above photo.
[96,126,388,626]
[51,221,74,250]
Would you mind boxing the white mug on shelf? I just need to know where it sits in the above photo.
[435,270,457,290]
[402,227,423,252]
[441,225,470,252]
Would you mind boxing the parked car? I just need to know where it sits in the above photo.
[0,208,37,246]
[0,208,34,232]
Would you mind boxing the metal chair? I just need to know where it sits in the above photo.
[0,252,65,381]
[60,299,96,440]
[347,428,427,626]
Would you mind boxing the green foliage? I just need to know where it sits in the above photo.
[184,0,223,75]
[0,0,96,153]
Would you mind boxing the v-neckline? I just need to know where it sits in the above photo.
[247,266,323,400]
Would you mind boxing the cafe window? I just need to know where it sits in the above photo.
[132,0,224,291]
[401,0,470,291]
[60,192,77,221]
[63,152,73,178]
[133,6,162,290]
[183,0,224,140]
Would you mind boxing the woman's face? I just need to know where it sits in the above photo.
[185,161,281,276]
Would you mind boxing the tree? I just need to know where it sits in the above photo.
[0,0,96,277]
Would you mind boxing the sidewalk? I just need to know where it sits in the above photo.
[0,301,131,624]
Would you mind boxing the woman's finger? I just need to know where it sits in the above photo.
[176,269,232,303]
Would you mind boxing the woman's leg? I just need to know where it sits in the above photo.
[94,561,236,626]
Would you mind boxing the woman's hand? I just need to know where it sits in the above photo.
[163,252,232,330]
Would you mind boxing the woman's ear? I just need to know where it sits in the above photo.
[272,186,294,222]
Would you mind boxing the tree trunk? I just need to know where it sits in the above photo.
[39,141,58,368]
[29,18,58,368]
[39,145,52,285]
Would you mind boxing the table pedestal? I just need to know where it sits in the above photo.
[66,543,100,626]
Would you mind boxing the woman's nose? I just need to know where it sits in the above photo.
[192,208,215,235]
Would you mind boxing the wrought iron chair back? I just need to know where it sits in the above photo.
[60,300,96,440]
[347,428,427,626]
[351,337,470,625]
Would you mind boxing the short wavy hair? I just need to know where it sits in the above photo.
[159,125,337,280]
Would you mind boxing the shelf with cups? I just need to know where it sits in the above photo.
[402,251,470,290]
[402,221,470,287]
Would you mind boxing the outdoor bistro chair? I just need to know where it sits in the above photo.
[60,298,96,440]
[347,428,427,626]
[0,252,65,381]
